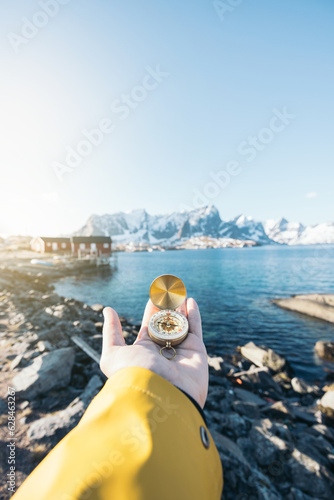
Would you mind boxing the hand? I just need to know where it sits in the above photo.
[100,298,208,408]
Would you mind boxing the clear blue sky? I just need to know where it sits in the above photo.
[0,0,333,235]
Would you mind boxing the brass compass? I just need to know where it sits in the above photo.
[148,274,189,360]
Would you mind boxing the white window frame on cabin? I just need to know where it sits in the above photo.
[79,243,86,250]
[103,243,109,248]
[90,243,97,251]
[61,243,67,249]
[52,243,58,250]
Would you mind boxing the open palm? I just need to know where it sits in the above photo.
[100,298,208,408]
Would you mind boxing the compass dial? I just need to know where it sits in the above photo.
[148,309,188,346]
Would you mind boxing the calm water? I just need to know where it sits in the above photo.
[55,245,334,382]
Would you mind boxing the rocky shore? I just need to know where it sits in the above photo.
[0,266,334,499]
[273,294,334,325]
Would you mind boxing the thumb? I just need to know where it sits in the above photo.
[102,307,126,354]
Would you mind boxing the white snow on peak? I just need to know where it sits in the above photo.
[75,206,334,247]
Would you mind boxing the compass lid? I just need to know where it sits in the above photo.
[149,274,186,310]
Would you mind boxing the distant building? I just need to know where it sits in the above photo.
[31,237,71,253]
[71,236,112,257]
[31,236,112,257]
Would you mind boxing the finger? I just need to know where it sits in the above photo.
[186,298,202,339]
[102,307,126,352]
[135,299,160,342]
[176,296,187,317]
[141,299,160,328]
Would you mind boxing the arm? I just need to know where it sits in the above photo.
[12,299,223,500]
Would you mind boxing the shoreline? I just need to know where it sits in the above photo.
[0,264,334,498]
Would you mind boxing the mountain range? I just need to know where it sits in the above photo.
[74,205,334,247]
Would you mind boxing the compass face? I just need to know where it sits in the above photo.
[148,309,188,346]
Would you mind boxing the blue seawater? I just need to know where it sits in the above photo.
[55,245,334,381]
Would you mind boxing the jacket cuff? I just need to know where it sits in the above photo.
[175,386,207,425]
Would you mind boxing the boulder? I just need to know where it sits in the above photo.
[220,412,249,438]
[273,371,293,390]
[287,487,318,500]
[37,340,53,352]
[211,430,249,466]
[207,355,224,371]
[234,387,267,407]
[315,341,334,362]
[239,342,286,372]
[273,297,334,325]
[45,304,69,318]
[262,400,296,420]
[37,325,67,342]
[249,418,293,467]
[319,390,334,419]
[94,321,103,332]
[28,375,103,440]
[288,448,334,498]
[232,400,261,419]
[291,377,316,395]
[293,406,318,425]
[12,347,75,400]
[10,354,23,371]
[91,304,104,313]
[239,366,283,396]
[309,424,334,443]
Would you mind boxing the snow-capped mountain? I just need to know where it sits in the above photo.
[75,206,225,245]
[264,218,305,245]
[74,205,334,247]
[220,214,272,245]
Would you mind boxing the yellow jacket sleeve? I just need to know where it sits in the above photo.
[13,367,223,500]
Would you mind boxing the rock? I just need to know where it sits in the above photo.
[79,320,95,333]
[240,366,283,396]
[288,448,334,498]
[28,375,103,440]
[319,390,334,419]
[323,382,334,392]
[291,377,316,394]
[37,325,67,342]
[12,347,75,400]
[299,433,332,458]
[309,424,334,443]
[91,303,104,313]
[287,487,316,500]
[294,294,334,307]
[239,342,286,372]
[315,341,334,362]
[207,355,224,371]
[10,354,23,371]
[14,341,30,354]
[234,387,267,407]
[9,312,25,326]
[211,430,249,466]
[232,400,261,419]
[249,418,293,467]
[221,412,250,438]
[273,297,334,325]
[293,406,318,424]
[94,321,103,332]
[41,293,59,305]
[262,400,296,420]
[273,371,292,390]
[57,339,70,348]
[22,350,40,362]
[37,340,53,352]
